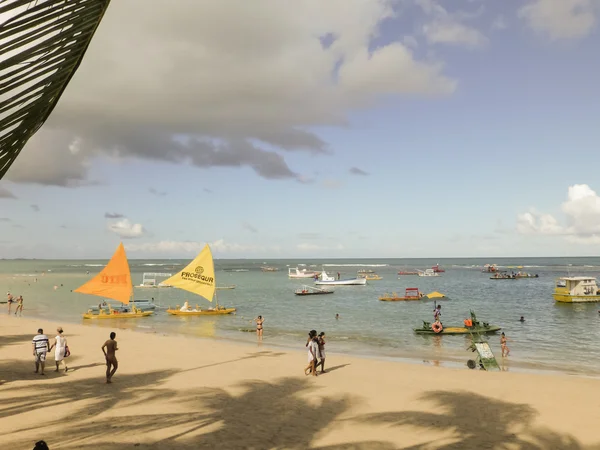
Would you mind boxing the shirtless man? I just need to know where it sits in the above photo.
[101,332,119,383]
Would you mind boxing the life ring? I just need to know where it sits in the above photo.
[432,322,443,333]
[463,319,473,328]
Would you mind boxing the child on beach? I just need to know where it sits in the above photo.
[501,332,510,357]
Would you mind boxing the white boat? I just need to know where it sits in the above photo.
[314,270,367,286]
[136,272,173,288]
[418,269,440,277]
[288,267,319,278]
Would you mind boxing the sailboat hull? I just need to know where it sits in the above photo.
[167,308,236,316]
[83,310,154,319]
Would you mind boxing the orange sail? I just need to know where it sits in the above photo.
[74,242,133,304]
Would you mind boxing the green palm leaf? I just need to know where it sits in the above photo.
[0,0,111,179]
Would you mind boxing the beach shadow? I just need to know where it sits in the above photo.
[352,390,600,450]
[181,350,286,373]
[0,334,32,350]
[324,364,350,373]
[68,362,105,372]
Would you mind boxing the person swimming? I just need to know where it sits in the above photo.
[519,316,525,322]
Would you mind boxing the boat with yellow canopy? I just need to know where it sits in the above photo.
[76,243,153,319]
[165,244,236,316]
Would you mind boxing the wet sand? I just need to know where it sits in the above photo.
[1,314,599,449]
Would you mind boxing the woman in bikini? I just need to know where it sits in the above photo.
[254,315,265,339]
[500,332,510,357]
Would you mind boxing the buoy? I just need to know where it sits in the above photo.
[432,322,443,333]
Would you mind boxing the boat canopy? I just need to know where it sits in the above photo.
[426,291,446,299]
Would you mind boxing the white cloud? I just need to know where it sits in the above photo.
[516,184,600,243]
[518,0,597,40]
[417,0,487,48]
[0,186,16,199]
[5,0,456,187]
[491,16,508,31]
[423,21,488,47]
[107,219,146,239]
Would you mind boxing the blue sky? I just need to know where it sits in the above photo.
[1,0,600,259]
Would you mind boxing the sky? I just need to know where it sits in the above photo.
[1,0,600,259]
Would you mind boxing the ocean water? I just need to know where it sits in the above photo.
[2,257,600,376]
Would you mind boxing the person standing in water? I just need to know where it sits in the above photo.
[500,332,510,357]
[102,332,119,383]
[433,305,442,322]
[7,292,13,314]
[254,315,265,340]
[14,295,24,316]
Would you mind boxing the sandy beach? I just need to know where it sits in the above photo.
[1,315,600,450]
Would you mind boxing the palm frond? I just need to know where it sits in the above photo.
[0,0,111,179]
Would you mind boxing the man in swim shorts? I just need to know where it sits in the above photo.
[102,331,119,383]
[32,328,49,375]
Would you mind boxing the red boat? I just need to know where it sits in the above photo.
[432,264,445,273]
[398,269,419,275]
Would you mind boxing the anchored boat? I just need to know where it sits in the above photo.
[379,288,423,301]
[288,267,319,278]
[76,243,154,319]
[553,276,600,303]
[136,272,173,288]
[295,285,334,296]
[165,244,236,316]
[418,269,440,277]
[314,270,367,286]
[414,311,501,335]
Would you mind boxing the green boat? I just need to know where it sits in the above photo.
[414,311,501,335]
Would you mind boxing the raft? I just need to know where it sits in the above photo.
[414,324,502,335]
[414,310,501,335]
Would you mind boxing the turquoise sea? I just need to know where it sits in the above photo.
[2,257,600,376]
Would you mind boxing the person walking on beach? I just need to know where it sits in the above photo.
[14,295,24,316]
[51,327,68,372]
[7,292,13,314]
[316,332,326,374]
[500,332,510,357]
[304,330,318,376]
[254,315,265,340]
[102,332,119,383]
[32,328,50,375]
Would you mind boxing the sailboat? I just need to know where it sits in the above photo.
[76,243,154,319]
[165,244,236,316]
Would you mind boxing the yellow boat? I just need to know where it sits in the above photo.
[167,304,236,316]
[162,244,237,315]
[83,306,153,319]
[553,276,600,303]
[379,288,423,301]
[75,243,154,319]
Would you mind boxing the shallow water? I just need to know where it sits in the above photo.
[2,257,600,376]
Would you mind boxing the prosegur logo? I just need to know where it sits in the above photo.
[100,274,128,284]
[181,265,214,285]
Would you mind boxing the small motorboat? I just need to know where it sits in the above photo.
[295,285,334,296]
[314,270,367,286]
[431,264,445,273]
[418,269,440,277]
[379,288,423,301]
[358,272,383,280]
[414,311,501,335]
[398,270,419,276]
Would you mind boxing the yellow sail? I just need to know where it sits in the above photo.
[162,244,216,302]
[74,242,133,304]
